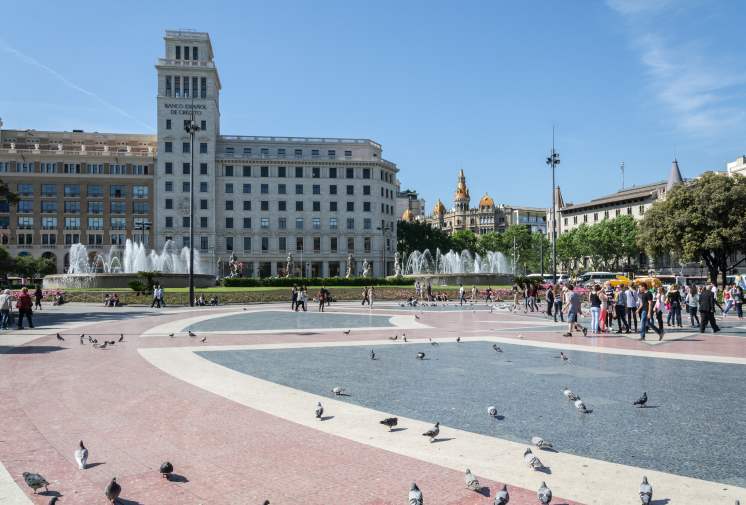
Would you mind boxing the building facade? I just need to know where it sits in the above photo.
[395,187,426,223]
[421,169,546,235]
[0,30,399,277]
[727,155,746,177]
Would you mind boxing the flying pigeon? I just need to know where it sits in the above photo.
[494,484,509,505]
[416,352,426,360]
[532,436,553,450]
[75,440,88,469]
[56,333,64,341]
[634,392,648,408]
[464,468,481,491]
[422,422,439,442]
[22,472,49,494]
[563,386,579,401]
[456,336,461,343]
[105,477,121,503]
[409,482,423,505]
[188,330,196,337]
[537,481,552,504]
[560,352,569,361]
[575,399,590,413]
[118,334,124,342]
[487,406,498,417]
[639,476,652,504]
[343,329,351,335]
[315,402,324,419]
[159,461,174,480]
[523,448,545,470]
[370,349,376,360]
[492,344,502,352]
[201,336,207,343]
[380,417,398,430]
[331,386,345,396]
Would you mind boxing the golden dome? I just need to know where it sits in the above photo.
[433,199,446,215]
[400,208,414,222]
[479,193,494,208]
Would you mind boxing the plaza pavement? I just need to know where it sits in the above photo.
[0,301,744,504]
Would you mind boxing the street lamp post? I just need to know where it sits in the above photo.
[377,224,391,277]
[545,133,560,284]
[184,103,201,306]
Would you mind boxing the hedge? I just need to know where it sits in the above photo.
[222,276,410,287]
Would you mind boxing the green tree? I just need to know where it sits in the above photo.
[637,172,746,287]
[13,256,56,279]
[451,229,483,255]
[501,225,538,274]
[477,232,503,254]
[0,179,18,204]
[0,246,15,282]
[396,220,453,258]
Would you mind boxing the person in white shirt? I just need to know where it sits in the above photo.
[0,289,12,330]
[624,284,638,332]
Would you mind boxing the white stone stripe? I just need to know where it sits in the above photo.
[0,461,32,504]
[139,342,745,505]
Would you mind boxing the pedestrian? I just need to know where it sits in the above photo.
[698,285,720,333]
[369,286,375,308]
[471,284,477,303]
[317,287,325,312]
[603,281,615,330]
[614,285,630,333]
[553,284,564,322]
[722,285,733,317]
[0,289,11,330]
[636,282,658,341]
[625,283,638,332]
[653,287,666,340]
[426,281,432,302]
[291,285,298,311]
[159,285,166,307]
[150,285,161,308]
[685,285,700,327]
[33,286,43,310]
[361,286,369,306]
[589,284,602,334]
[545,284,554,318]
[459,284,466,306]
[301,286,308,311]
[734,284,744,319]
[562,284,587,337]
[511,283,521,312]
[16,287,34,330]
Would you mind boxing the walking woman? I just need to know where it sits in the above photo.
[734,284,744,319]
[553,284,564,322]
[361,286,370,306]
[589,285,602,335]
[685,285,700,327]
[654,286,666,340]
[545,284,554,318]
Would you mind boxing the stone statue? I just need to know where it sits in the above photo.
[57,143,63,152]
[346,254,354,279]
[228,253,241,277]
[286,253,294,278]
[9,142,15,151]
[394,251,401,277]
[362,259,371,278]
[80,144,86,152]
[103,145,110,153]
[33,143,39,151]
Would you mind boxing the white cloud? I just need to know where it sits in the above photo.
[607,0,673,15]
[0,39,153,131]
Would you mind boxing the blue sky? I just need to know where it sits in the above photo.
[1,0,744,210]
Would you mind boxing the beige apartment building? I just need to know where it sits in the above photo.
[0,129,156,273]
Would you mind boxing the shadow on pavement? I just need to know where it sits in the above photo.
[0,345,66,355]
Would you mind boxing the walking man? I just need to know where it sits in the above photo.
[614,285,630,333]
[459,284,466,306]
[150,284,161,308]
[33,286,43,310]
[698,285,720,333]
[637,282,654,340]
[0,289,11,330]
[625,283,638,332]
[561,284,587,337]
[16,287,34,330]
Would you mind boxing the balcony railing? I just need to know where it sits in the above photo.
[0,147,156,158]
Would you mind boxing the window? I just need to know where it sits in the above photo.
[226,237,233,251]
[42,217,57,229]
[347,202,354,212]
[87,217,104,230]
[295,166,303,178]
[201,236,209,250]
[243,217,252,229]
[593,213,598,222]
[182,236,190,248]
[41,233,56,245]
[200,143,207,154]
[261,217,269,229]
[296,237,304,251]
[278,217,287,229]
[627,206,632,215]
[277,148,286,158]
[261,237,269,251]
[17,200,34,213]
[261,184,269,194]
[242,165,251,177]
[111,217,126,230]
[312,167,320,178]
[64,217,80,229]
[364,218,372,229]
[615,208,621,217]
[295,184,303,195]
[17,216,34,229]
[175,45,181,59]
[583,214,588,223]
[165,77,172,96]
[182,142,190,153]
[182,217,190,227]
[295,217,304,229]
[261,148,269,158]
[182,182,190,193]
[363,185,371,195]
[165,162,173,174]
[200,77,206,98]
[66,233,82,245]
[604,210,609,219]
[225,217,234,229]
[110,185,126,198]
[313,201,320,212]
[277,166,286,177]
[313,237,321,252]
[200,182,208,192]
[165,181,174,192]
[573,216,578,224]
[329,217,337,230]
[278,236,286,251]
[224,147,235,156]
[182,162,190,175]
[200,199,208,210]
[41,201,57,213]
[63,163,80,174]
[165,217,174,228]
[364,237,371,253]
[261,166,269,177]
[329,201,338,212]
[294,149,303,159]
[87,163,103,174]
[200,217,208,228]
[330,237,338,252]
[225,200,234,211]
[225,183,234,193]
[278,183,286,194]
[363,168,370,179]
[295,201,303,211]
[278,200,287,211]
[242,183,252,194]
[261,201,269,211]
[312,217,320,229]
[64,184,80,197]
[88,201,104,214]
[344,150,352,158]
[346,167,354,178]
[133,186,148,198]
[346,185,354,195]
[347,218,355,230]
[363,202,371,212]
[347,237,355,252]
[243,237,251,250]
[165,119,172,130]
[329,184,337,195]
[200,163,208,175]
[165,141,172,153]
[639,205,645,215]
[329,167,337,178]
[133,164,148,175]
[40,162,56,173]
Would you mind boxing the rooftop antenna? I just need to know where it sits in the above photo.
[620,161,625,189]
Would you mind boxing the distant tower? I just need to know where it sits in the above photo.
[453,169,470,212]
[433,199,446,228]
[666,159,683,192]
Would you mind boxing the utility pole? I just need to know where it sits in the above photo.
[545,127,560,284]
[184,98,201,306]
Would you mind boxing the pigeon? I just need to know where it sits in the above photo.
[429,338,439,346]
[422,422,439,442]
[414,314,421,319]
[49,497,59,505]
[563,386,579,401]
[118,334,124,342]
[464,468,481,491]
[575,398,590,413]
[494,484,509,504]
[91,337,98,344]
[408,482,423,505]
[262,501,270,505]
[159,461,174,480]
[201,336,207,343]
[315,402,324,419]
[168,333,174,337]
[188,330,196,337]
[537,481,552,504]
[389,335,398,341]
[492,344,502,352]
[456,336,461,343]
[416,352,426,360]
[634,392,648,408]
[524,448,545,470]
[99,342,108,349]
[487,406,498,417]
[343,329,351,335]
[108,340,116,345]
[331,386,345,396]
[105,477,121,503]
[22,472,49,494]
[243,307,247,311]
[56,333,64,341]
[560,352,569,361]
[403,336,408,342]
[80,335,85,345]
[639,476,652,504]
[74,440,88,469]
[87,334,92,343]
[380,417,398,430]
[370,350,376,360]
[532,436,553,450]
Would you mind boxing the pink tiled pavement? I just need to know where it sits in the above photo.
[3,302,741,504]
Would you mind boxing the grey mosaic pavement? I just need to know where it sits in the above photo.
[187,310,396,332]
[199,341,746,486]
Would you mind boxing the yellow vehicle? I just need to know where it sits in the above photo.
[627,276,663,289]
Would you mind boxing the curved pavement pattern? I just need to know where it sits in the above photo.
[1,301,744,504]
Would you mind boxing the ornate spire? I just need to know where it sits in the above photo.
[453,169,470,211]
[666,159,683,192]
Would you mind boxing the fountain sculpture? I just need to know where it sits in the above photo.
[400,249,513,286]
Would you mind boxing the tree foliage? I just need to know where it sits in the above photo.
[396,220,454,257]
[451,230,482,256]
[12,256,56,278]
[637,172,746,286]
[0,179,18,204]
[554,216,639,274]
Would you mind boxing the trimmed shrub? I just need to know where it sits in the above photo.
[222,276,409,288]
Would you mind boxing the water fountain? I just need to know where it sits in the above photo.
[43,240,215,289]
[400,249,513,286]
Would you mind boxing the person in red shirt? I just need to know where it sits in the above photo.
[16,287,34,329]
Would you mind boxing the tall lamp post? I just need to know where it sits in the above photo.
[185,103,201,306]
[545,134,560,284]
[377,224,392,277]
